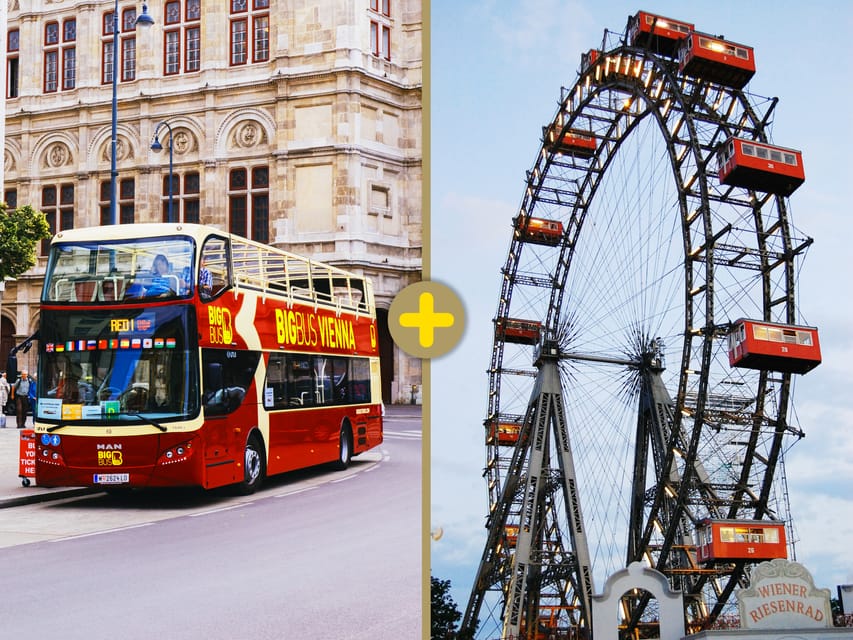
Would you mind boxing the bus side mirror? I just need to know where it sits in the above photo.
[6,354,17,381]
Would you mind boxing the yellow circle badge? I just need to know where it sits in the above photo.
[388,281,465,359]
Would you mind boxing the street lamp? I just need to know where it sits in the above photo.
[150,121,174,223]
[109,2,154,226]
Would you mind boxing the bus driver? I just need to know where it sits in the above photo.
[146,254,177,297]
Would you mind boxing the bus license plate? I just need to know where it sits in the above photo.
[93,473,130,484]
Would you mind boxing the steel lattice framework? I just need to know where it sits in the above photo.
[462,25,813,640]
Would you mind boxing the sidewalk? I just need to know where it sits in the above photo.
[0,403,422,509]
[0,416,99,509]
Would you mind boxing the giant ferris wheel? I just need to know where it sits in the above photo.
[462,11,820,640]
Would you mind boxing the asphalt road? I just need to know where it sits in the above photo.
[0,411,422,639]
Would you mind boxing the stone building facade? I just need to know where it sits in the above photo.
[1,0,422,404]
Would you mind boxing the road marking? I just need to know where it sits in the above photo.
[51,522,155,543]
[274,486,318,498]
[188,502,252,517]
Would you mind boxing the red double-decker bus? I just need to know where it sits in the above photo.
[34,223,383,493]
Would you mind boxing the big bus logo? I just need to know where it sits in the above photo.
[274,308,358,350]
[208,306,233,345]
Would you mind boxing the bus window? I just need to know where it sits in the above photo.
[201,349,259,415]
[350,358,371,403]
[329,357,350,404]
[265,354,372,410]
[288,357,316,407]
[265,354,289,409]
[200,237,230,301]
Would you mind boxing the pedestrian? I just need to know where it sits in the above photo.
[12,370,31,429]
[0,372,9,428]
[27,374,37,420]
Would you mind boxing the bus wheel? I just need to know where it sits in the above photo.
[238,434,265,494]
[331,424,352,471]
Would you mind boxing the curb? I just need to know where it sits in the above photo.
[0,487,101,510]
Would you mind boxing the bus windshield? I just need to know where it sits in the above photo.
[43,236,196,302]
[37,306,199,423]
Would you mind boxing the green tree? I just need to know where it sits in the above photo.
[431,575,476,640]
[0,203,51,281]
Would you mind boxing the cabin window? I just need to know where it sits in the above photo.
[721,526,765,543]
[648,16,691,35]
[740,141,799,166]
[751,324,813,346]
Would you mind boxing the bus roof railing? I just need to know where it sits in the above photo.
[226,234,371,316]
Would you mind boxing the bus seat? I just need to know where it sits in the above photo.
[74,280,98,302]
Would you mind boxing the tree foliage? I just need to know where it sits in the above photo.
[431,575,476,640]
[0,203,51,281]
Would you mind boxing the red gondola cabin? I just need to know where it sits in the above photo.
[544,124,597,159]
[515,215,564,247]
[728,319,821,374]
[485,417,523,446]
[627,11,694,58]
[696,519,787,564]
[678,32,755,89]
[505,525,519,548]
[581,49,600,72]
[496,318,542,345]
[717,137,805,196]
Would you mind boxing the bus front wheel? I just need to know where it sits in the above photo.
[331,424,352,471]
[238,434,265,494]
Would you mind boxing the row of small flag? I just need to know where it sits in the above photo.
[44,338,178,352]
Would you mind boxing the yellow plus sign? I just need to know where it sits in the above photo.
[399,292,455,348]
[389,281,465,358]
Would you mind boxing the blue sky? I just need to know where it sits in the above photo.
[429,0,853,621]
